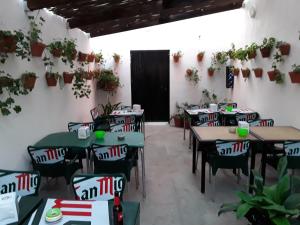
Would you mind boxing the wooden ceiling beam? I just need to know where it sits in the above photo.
[27,0,82,11]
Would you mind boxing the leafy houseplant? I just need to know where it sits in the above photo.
[48,41,64,57]
[208,66,215,76]
[28,15,46,57]
[72,68,92,99]
[277,41,291,56]
[246,43,258,59]
[95,52,104,64]
[45,72,61,87]
[253,68,263,78]
[21,72,37,90]
[234,48,248,62]
[241,68,251,78]
[101,101,121,116]
[219,156,300,225]
[185,68,200,85]
[260,37,276,58]
[87,52,95,62]
[61,38,77,68]
[113,53,121,64]
[96,69,120,92]
[289,64,300,84]
[172,51,182,63]
[62,72,74,84]
[227,43,236,60]
[197,51,205,62]
[268,67,284,84]
[214,51,228,65]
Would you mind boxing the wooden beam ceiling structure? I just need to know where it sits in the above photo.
[27,0,243,37]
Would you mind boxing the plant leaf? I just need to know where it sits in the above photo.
[271,216,290,225]
[218,202,239,216]
[236,191,252,203]
[252,170,264,194]
[236,203,252,219]
[277,156,288,179]
[275,175,291,204]
[284,193,300,210]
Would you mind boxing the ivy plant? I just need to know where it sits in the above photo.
[61,38,76,68]
[185,68,200,85]
[72,68,91,99]
[27,13,45,43]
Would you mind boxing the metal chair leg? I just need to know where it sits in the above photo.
[209,165,212,184]
[135,161,140,190]
[237,169,241,184]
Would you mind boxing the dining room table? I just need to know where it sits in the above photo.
[33,131,146,198]
[18,196,140,225]
[191,126,259,193]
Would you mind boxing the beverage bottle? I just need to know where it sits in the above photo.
[113,192,123,225]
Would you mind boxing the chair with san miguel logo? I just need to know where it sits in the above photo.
[236,112,260,123]
[27,147,81,185]
[206,140,251,190]
[91,144,138,188]
[110,116,139,132]
[0,169,41,196]
[249,119,274,127]
[71,173,126,201]
[196,112,220,126]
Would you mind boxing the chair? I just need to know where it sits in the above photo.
[111,115,136,125]
[91,144,138,186]
[249,119,274,127]
[0,169,41,196]
[207,140,250,185]
[71,173,126,201]
[196,112,220,125]
[27,146,81,185]
[218,102,238,110]
[110,123,138,132]
[68,122,95,132]
[236,112,259,123]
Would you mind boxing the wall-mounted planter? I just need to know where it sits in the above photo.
[63,72,74,84]
[248,52,257,59]
[173,55,180,63]
[289,72,300,83]
[186,69,193,76]
[253,68,263,78]
[70,50,77,60]
[45,73,58,87]
[267,70,277,81]
[260,47,271,58]
[208,68,215,77]
[85,71,94,80]
[0,35,16,53]
[51,48,62,58]
[0,76,14,87]
[30,42,46,57]
[241,69,250,78]
[233,68,240,76]
[197,52,204,62]
[78,52,88,62]
[279,43,290,56]
[22,75,37,90]
[87,54,95,62]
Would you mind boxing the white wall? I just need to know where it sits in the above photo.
[0,0,96,170]
[91,0,300,128]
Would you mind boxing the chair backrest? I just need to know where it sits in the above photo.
[90,105,100,121]
[28,146,67,165]
[218,102,238,110]
[189,104,200,110]
[68,122,95,133]
[200,120,221,127]
[284,141,300,157]
[112,116,135,125]
[249,119,274,127]
[198,112,219,125]
[120,105,132,110]
[110,123,137,132]
[0,170,40,196]
[236,112,259,123]
[72,174,126,201]
[92,144,128,162]
[216,140,250,156]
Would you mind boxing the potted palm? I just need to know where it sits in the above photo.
[45,71,61,87]
[246,43,258,59]
[289,64,300,84]
[113,53,121,63]
[277,41,291,56]
[260,37,276,58]
[28,16,46,57]
[219,156,300,225]
[48,41,64,57]
[208,66,215,76]
[87,52,95,62]
[63,72,74,84]
[172,51,183,63]
[21,72,37,90]
[96,69,120,92]
[197,51,205,62]
[253,68,263,78]
[0,31,17,53]
[241,68,251,78]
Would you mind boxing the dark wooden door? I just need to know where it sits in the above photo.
[131,50,170,122]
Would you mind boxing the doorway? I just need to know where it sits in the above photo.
[130,50,170,122]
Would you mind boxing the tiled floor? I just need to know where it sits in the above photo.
[40,125,278,225]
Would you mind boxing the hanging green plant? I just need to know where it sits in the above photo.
[185,68,200,85]
[96,69,120,92]
[234,48,248,61]
[227,43,236,60]
[214,51,228,65]
[246,43,258,59]
[27,14,46,57]
[95,51,104,64]
[260,37,276,58]
[172,51,182,63]
[48,40,64,57]
[61,38,77,68]
[45,71,61,87]
[72,68,92,98]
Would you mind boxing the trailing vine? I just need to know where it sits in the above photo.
[72,68,91,99]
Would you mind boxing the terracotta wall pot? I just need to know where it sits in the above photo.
[267,70,277,81]
[253,68,263,78]
[71,50,77,60]
[23,76,37,90]
[30,42,46,57]
[0,76,13,87]
[197,53,204,62]
[102,83,117,92]
[208,69,214,77]
[279,43,290,55]
[174,117,183,128]
[248,52,257,59]
[289,72,300,83]
[78,52,87,62]
[242,69,250,78]
[173,55,180,63]
[0,36,17,53]
[114,57,120,64]
[95,58,100,63]
[45,73,57,87]
[260,47,271,58]
[63,72,74,84]
[186,69,193,76]
[85,72,94,80]
[233,68,240,76]
[87,54,95,62]
[51,48,62,57]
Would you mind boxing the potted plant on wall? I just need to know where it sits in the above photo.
[185,68,200,85]
[113,53,121,64]
[61,38,77,68]
[78,51,88,62]
[253,68,263,78]
[268,65,284,84]
[96,69,120,92]
[289,64,300,83]
[260,37,276,58]
[172,51,183,63]
[21,72,37,90]
[227,43,236,60]
[0,31,17,53]
[246,43,258,60]
[234,48,248,62]
[95,51,104,64]
[45,71,61,87]
[231,67,240,76]
[87,52,95,62]
[241,68,250,78]
[62,72,74,84]
[72,68,92,99]
[208,66,215,77]
[28,15,46,57]
[277,41,290,56]
[48,40,64,57]
[197,51,205,62]
[214,51,228,65]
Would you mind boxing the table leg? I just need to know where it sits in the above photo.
[140,147,146,198]
[143,114,145,140]
[189,118,192,149]
[261,144,267,184]
[183,113,186,140]
[249,147,256,193]
[192,134,196,173]
[201,150,206,194]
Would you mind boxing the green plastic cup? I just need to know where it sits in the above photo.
[237,128,249,137]
[226,105,233,112]
[95,130,106,139]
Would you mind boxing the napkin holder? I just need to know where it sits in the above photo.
[133,104,141,111]
[78,126,90,139]
[209,104,218,112]
[0,192,19,224]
